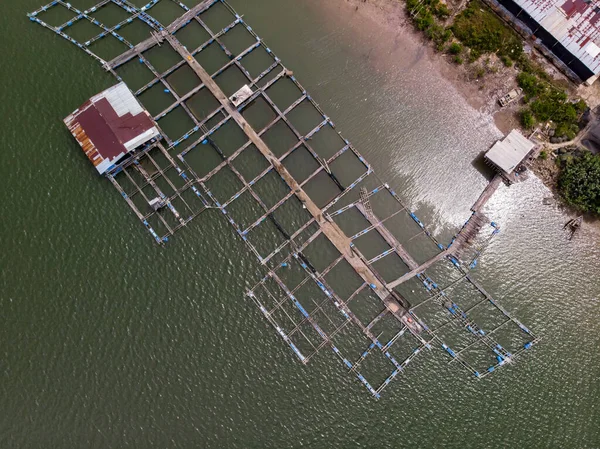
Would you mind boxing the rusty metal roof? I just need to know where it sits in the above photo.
[513,0,600,76]
[64,83,160,175]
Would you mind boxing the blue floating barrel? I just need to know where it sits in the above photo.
[164,89,170,93]
[202,139,208,145]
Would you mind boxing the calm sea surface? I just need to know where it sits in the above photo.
[1,0,599,447]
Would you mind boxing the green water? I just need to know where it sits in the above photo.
[1,0,600,447]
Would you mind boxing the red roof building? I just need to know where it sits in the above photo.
[64,82,160,174]
[497,0,600,83]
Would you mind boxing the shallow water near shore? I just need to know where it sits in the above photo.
[1,0,600,447]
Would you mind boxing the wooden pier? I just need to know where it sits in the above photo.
[29,0,538,397]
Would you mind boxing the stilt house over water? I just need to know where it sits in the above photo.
[485,129,536,177]
[64,82,160,175]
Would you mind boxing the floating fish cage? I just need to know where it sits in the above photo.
[29,0,538,398]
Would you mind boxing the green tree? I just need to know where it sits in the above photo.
[521,109,535,129]
[517,72,543,98]
[558,152,600,215]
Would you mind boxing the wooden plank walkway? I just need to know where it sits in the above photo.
[106,0,215,69]
[471,174,502,213]
[386,251,450,289]
[355,203,420,271]
[352,200,454,290]
[383,175,504,290]
[163,31,421,329]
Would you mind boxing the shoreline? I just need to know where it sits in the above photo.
[315,0,524,133]
[312,0,600,227]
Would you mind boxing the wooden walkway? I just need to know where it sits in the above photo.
[163,31,421,332]
[106,0,215,69]
[353,198,452,290]
[355,202,420,271]
[471,174,503,214]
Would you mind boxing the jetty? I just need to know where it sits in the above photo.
[28,0,538,398]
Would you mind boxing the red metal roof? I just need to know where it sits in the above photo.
[514,0,600,76]
[63,83,159,174]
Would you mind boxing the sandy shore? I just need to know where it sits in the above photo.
[309,0,600,127]
[309,0,526,133]
[309,0,600,228]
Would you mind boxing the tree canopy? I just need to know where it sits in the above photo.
[558,152,600,215]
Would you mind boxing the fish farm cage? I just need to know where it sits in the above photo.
[28,0,538,398]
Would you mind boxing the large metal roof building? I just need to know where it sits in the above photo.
[64,83,160,175]
[497,0,600,83]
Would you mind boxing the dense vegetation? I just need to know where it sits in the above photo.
[405,0,522,63]
[451,0,522,63]
[406,0,452,50]
[558,152,600,215]
[410,0,587,138]
[406,0,451,26]
[517,71,586,139]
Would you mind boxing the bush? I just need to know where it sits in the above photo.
[443,29,453,42]
[407,0,450,31]
[448,42,462,55]
[454,55,464,64]
[468,48,482,62]
[575,99,587,114]
[518,73,583,138]
[433,2,451,18]
[530,90,577,124]
[554,122,578,140]
[558,152,600,214]
[517,56,551,81]
[501,55,513,67]
[415,11,435,31]
[405,0,453,52]
[539,150,548,160]
[517,72,543,98]
[521,109,535,129]
[426,24,453,47]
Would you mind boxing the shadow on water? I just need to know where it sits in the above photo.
[3,0,600,447]
[471,151,497,181]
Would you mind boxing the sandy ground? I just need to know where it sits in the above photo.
[327,0,525,132]
[531,155,560,193]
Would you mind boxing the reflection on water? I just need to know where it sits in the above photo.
[1,0,599,447]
